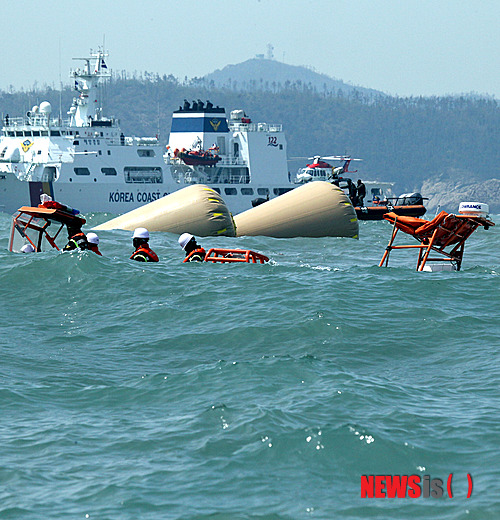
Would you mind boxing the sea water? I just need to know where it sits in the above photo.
[1,211,499,520]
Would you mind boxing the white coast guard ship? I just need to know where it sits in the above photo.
[0,49,293,215]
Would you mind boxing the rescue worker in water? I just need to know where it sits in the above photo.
[86,233,102,256]
[63,223,88,251]
[178,233,206,262]
[130,228,159,262]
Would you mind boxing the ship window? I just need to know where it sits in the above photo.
[273,188,293,196]
[50,130,61,136]
[101,167,117,176]
[257,188,269,195]
[8,131,15,136]
[37,150,42,154]
[212,187,221,194]
[241,188,254,195]
[32,130,40,137]
[224,188,237,195]
[41,131,48,136]
[279,144,283,150]
[23,131,32,137]
[73,140,79,145]
[16,131,23,137]
[74,167,90,176]
[124,166,163,183]
[137,149,155,157]
[107,150,111,155]
[98,150,102,155]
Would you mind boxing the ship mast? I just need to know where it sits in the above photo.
[69,48,111,127]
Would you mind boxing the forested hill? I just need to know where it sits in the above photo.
[201,58,384,98]
[1,75,499,211]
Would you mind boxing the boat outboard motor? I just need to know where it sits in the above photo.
[396,192,424,206]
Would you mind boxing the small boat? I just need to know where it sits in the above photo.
[175,140,221,166]
[355,192,427,220]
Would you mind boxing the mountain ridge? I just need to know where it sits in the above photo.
[202,58,385,98]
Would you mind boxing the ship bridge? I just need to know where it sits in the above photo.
[168,100,229,154]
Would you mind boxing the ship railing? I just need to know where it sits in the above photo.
[229,122,282,132]
[3,116,74,128]
[217,156,248,166]
[131,137,159,145]
[105,136,159,147]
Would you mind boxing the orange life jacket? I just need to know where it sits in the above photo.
[63,232,88,251]
[183,248,206,263]
[88,244,102,256]
[130,245,159,262]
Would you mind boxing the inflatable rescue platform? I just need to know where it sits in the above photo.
[94,185,236,237]
[234,181,358,238]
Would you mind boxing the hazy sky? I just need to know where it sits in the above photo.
[2,0,498,97]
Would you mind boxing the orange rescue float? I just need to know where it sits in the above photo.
[184,248,269,264]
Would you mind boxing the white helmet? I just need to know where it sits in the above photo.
[133,227,149,239]
[87,232,99,245]
[178,232,194,250]
[21,243,35,253]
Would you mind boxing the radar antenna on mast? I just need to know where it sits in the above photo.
[69,47,111,127]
